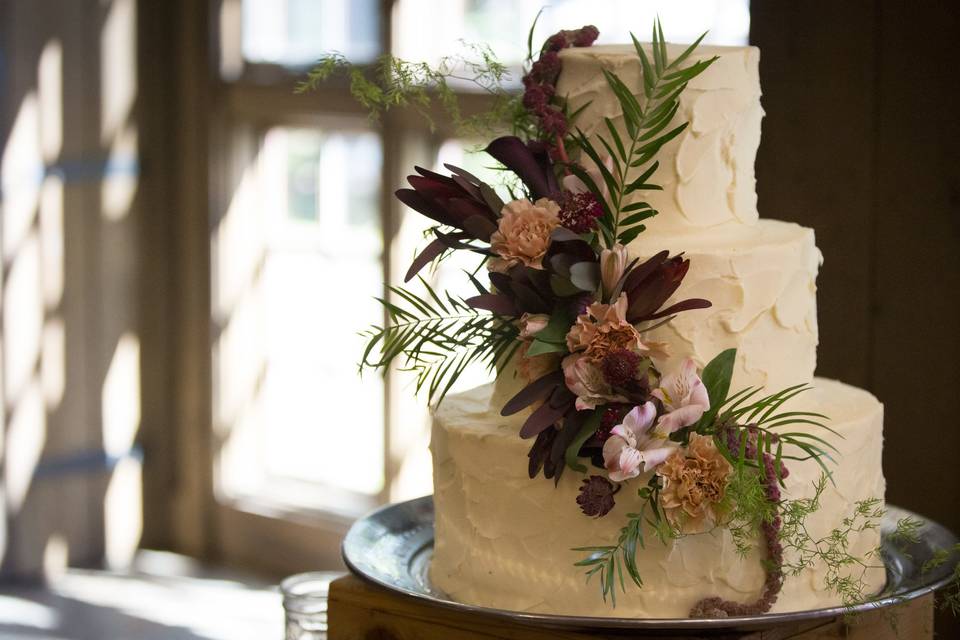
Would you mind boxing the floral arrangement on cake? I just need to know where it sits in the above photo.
[303,17,959,618]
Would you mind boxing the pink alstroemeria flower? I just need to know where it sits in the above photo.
[602,401,679,482]
[652,358,710,435]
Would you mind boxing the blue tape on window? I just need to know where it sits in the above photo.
[0,155,141,201]
[33,446,144,480]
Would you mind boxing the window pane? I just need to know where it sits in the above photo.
[386,139,498,505]
[242,0,381,66]
[216,126,385,505]
[394,0,750,70]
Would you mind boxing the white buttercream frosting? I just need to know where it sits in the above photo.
[556,44,762,233]
[630,219,822,393]
[430,379,885,617]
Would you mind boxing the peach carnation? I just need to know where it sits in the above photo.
[657,434,732,534]
[488,198,561,273]
[565,293,645,361]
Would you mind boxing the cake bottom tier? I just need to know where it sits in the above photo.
[430,377,886,618]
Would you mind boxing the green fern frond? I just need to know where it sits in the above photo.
[360,278,519,405]
[567,20,717,248]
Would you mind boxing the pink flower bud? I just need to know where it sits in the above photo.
[600,244,628,298]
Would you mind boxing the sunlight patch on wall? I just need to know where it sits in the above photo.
[105,455,143,570]
[40,175,64,309]
[4,233,43,404]
[41,318,65,411]
[1,93,41,258]
[5,381,46,513]
[38,40,63,163]
[100,0,136,145]
[214,165,264,320]
[102,333,141,458]
[43,534,69,581]
[101,125,139,221]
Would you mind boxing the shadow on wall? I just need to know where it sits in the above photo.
[0,0,145,580]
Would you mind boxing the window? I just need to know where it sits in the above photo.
[198,0,749,574]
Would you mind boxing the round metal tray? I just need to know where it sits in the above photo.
[341,496,958,632]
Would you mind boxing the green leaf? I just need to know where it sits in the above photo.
[573,130,620,205]
[622,200,654,213]
[620,210,657,226]
[656,19,667,74]
[651,22,663,74]
[667,31,707,70]
[617,225,646,245]
[602,70,643,126]
[531,309,574,344]
[604,117,626,160]
[693,349,737,431]
[637,122,688,155]
[565,410,601,473]
[631,33,655,98]
[526,338,567,357]
[526,8,544,63]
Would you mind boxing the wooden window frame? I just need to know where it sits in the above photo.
[162,0,497,576]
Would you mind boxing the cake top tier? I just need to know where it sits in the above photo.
[556,43,763,234]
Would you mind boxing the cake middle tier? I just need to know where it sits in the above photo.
[629,218,821,392]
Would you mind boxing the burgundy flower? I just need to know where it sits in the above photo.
[577,475,617,517]
[621,251,712,324]
[572,25,599,47]
[601,349,642,387]
[559,191,603,233]
[540,106,567,137]
[395,164,503,281]
[522,83,554,112]
[544,33,566,52]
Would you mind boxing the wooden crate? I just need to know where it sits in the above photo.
[327,574,933,639]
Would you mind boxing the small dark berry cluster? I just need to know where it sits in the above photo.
[522,25,599,140]
[559,191,604,233]
[690,425,790,618]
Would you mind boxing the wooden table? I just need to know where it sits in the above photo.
[326,574,933,639]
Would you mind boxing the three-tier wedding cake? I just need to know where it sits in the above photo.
[429,42,886,617]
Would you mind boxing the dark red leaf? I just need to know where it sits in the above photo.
[645,298,712,320]
[622,250,669,294]
[405,236,459,282]
[501,370,564,416]
[520,393,573,439]
[527,427,557,479]
[486,136,560,201]
[465,293,518,317]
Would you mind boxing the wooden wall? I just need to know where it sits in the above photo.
[752,2,960,634]
[0,0,146,577]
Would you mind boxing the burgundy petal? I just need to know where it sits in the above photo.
[622,250,670,294]
[501,370,564,416]
[404,236,457,282]
[520,394,573,439]
[527,427,557,479]
[395,188,455,228]
[645,298,712,320]
[486,136,560,201]
[465,293,518,317]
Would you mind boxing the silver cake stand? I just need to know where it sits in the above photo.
[341,496,959,633]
